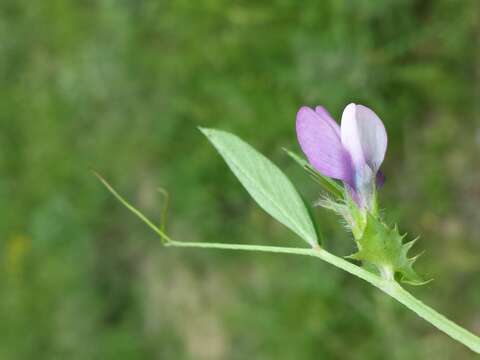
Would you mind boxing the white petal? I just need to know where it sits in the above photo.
[355,105,387,172]
[340,103,387,173]
[340,103,365,168]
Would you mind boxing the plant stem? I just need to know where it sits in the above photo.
[96,174,480,353]
[167,240,480,353]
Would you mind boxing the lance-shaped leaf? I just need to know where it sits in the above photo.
[201,128,319,247]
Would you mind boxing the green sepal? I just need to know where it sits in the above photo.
[283,148,344,200]
[349,214,430,285]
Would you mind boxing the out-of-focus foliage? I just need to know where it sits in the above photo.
[1,1,479,359]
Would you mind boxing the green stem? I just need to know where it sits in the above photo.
[388,284,480,353]
[167,241,384,287]
[96,174,480,353]
[167,240,480,353]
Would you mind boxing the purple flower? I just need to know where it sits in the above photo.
[296,103,387,209]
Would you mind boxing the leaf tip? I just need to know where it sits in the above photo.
[198,126,215,138]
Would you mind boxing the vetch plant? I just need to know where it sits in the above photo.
[296,104,422,284]
[297,104,387,211]
[96,103,480,353]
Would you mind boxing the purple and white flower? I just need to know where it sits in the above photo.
[296,103,387,210]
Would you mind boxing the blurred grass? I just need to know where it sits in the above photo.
[1,0,480,359]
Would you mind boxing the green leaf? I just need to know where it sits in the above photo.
[201,128,318,247]
[283,148,344,200]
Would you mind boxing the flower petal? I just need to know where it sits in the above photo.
[355,105,387,172]
[340,103,387,173]
[340,103,365,168]
[315,106,340,137]
[296,106,353,184]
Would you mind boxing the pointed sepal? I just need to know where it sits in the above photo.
[351,214,429,285]
[284,148,344,200]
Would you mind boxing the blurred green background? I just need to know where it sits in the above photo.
[1,1,480,359]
